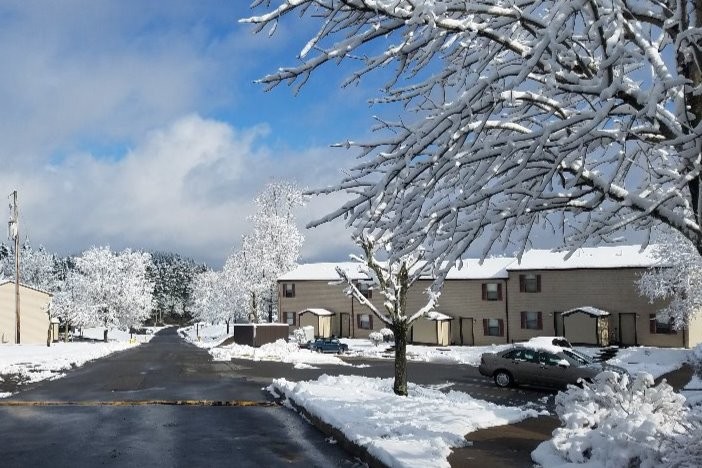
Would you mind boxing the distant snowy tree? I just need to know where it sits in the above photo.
[336,234,438,396]
[190,268,244,333]
[149,252,205,325]
[533,371,697,467]
[244,0,702,269]
[0,240,59,292]
[71,246,155,340]
[233,181,305,322]
[638,229,702,330]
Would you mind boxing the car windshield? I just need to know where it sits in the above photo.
[563,349,594,365]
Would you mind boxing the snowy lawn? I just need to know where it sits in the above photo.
[269,374,543,468]
[597,346,690,378]
[179,324,351,367]
[0,327,155,397]
[342,338,511,365]
[211,340,350,367]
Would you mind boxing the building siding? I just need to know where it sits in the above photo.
[279,266,699,348]
[0,283,52,345]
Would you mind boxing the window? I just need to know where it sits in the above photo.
[283,283,295,298]
[520,311,543,330]
[519,274,541,293]
[539,352,562,366]
[357,314,373,330]
[506,348,538,363]
[357,282,372,299]
[650,314,676,335]
[482,318,504,336]
[283,312,296,326]
[482,283,502,301]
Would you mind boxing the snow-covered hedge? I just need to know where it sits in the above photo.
[532,371,693,467]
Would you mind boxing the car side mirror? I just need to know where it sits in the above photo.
[558,359,570,368]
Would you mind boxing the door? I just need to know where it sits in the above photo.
[460,318,474,345]
[619,313,637,346]
[339,313,350,338]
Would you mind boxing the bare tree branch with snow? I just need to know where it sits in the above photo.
[243,0,702,268]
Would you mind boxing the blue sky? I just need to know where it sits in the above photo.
[0,1,388,266]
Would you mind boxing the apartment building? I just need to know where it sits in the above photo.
[278,246,702,348]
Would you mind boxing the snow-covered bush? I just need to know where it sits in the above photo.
[532,371,690,467]
[368,331,384,347]
[292,328,308,345]
[380,328,394,342]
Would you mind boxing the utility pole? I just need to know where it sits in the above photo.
[8,191,20,344]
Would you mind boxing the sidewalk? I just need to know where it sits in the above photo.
[449,364,696,467]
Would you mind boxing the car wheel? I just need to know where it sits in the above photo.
[494,370,513,388]
[316,347,322,353]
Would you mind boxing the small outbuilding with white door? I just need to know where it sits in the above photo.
[0,280,53,345]
[410,311,453,346]
[561,306,611,346]
[298,308,333,338]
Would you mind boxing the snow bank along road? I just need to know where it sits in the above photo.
[0,328,357,468]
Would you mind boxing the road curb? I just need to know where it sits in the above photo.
[280,395,388,468]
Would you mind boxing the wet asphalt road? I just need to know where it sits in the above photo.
[0,328,358,468]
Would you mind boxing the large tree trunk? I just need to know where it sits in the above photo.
[392,321,408,396]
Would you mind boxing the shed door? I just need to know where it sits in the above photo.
[460,318,474,345]
[619,313,637,346]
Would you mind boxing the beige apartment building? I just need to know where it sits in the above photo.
[278,246,702,349]
[0,280,53,345]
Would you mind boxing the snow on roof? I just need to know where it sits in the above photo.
[299,308,334,316]
[562,306,611,317]
[506,245,661,271]
[424,311,453,321]
[279,257,513,282]
[437,257,513,280]
[278,263,369,281]
[0,280,53,296]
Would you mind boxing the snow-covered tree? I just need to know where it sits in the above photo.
[244,0,702,268]
[638,229,702,330]
[233,181,305,322]
[70,246,155,340]
[336,234,438,396]
[190,268,245,333]
[149,251,205,325]
[0,240,59,292]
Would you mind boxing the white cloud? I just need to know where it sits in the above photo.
[0,114,355,266]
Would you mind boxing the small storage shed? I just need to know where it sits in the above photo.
[298,308,333,338]
[411,311,453,346]
[232,323,290,347]
[562,306,611,346]
[0,281,53,345]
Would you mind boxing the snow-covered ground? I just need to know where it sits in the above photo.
[595,346,691,378]
[178,323,231,348]
[0,326,159,398]
[342,338,511,365]
[270,375,543,468]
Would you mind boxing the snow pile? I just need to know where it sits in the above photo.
[178,323,231,348]
[211,339,349,366]
[0,340,138,391]
[80,326,161,342]
[270,374,540,468]
[532,371,694,467]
